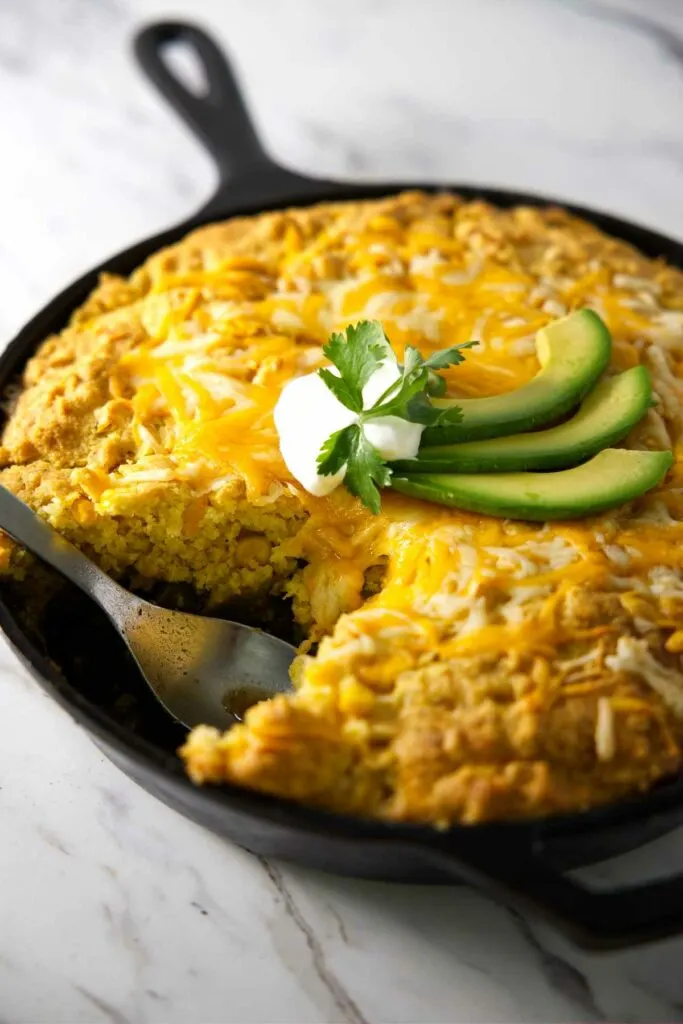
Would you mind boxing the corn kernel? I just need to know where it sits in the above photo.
[338,676,375,716]
[72,498,97,527]
[235,534,272,567]
[666,630,683,653]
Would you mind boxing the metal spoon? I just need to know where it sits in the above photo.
[0,485,295,729]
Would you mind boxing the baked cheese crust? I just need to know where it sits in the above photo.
[3,191,683,825]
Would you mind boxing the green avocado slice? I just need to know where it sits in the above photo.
[395,366,652,474]
[422,308,612,445]
[390,448,673,521]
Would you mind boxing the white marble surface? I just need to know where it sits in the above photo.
[4,0,683,1020]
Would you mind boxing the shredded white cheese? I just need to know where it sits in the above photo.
[595,697,616,762]
[606,636,683,719]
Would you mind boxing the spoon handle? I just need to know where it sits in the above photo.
[0,485,132,623]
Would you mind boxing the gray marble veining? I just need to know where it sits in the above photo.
[3,1,683,1021]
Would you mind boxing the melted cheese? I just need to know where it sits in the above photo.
[68,193,683,705]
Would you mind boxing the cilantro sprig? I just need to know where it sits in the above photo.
[315,320,476,513]
[317,423,393,514]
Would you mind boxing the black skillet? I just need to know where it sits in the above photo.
[3,21,683,949]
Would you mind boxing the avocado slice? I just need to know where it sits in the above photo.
[396,366,652,474]
[390,448,672,521]
[422,308,612,445]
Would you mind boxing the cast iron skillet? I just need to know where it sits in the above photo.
[3,21,683,950]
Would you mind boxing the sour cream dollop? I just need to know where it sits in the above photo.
[274,361,424,497]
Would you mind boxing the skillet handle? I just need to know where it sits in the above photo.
[413,833,683,949]
[133,21,331,215]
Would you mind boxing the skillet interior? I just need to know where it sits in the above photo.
[4,20,683,947]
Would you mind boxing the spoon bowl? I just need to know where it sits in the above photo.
[0,485,295,729]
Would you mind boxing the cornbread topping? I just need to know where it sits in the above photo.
[2,191,683,826]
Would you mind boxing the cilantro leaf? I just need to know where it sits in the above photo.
[317,424,357,477]
[402,345,425,375]
[404,400,466,428]
[423,341,479,399]
[432,405,466,426]
[344,427,392,516]
[423,340,478,370]
[321,321,394,409]
[316,423,391,514]
[404,391,447,425]
[317,368,361,413]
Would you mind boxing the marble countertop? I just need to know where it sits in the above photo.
[3,0,683,1020]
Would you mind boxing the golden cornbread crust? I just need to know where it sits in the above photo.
[4,190,683,826]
